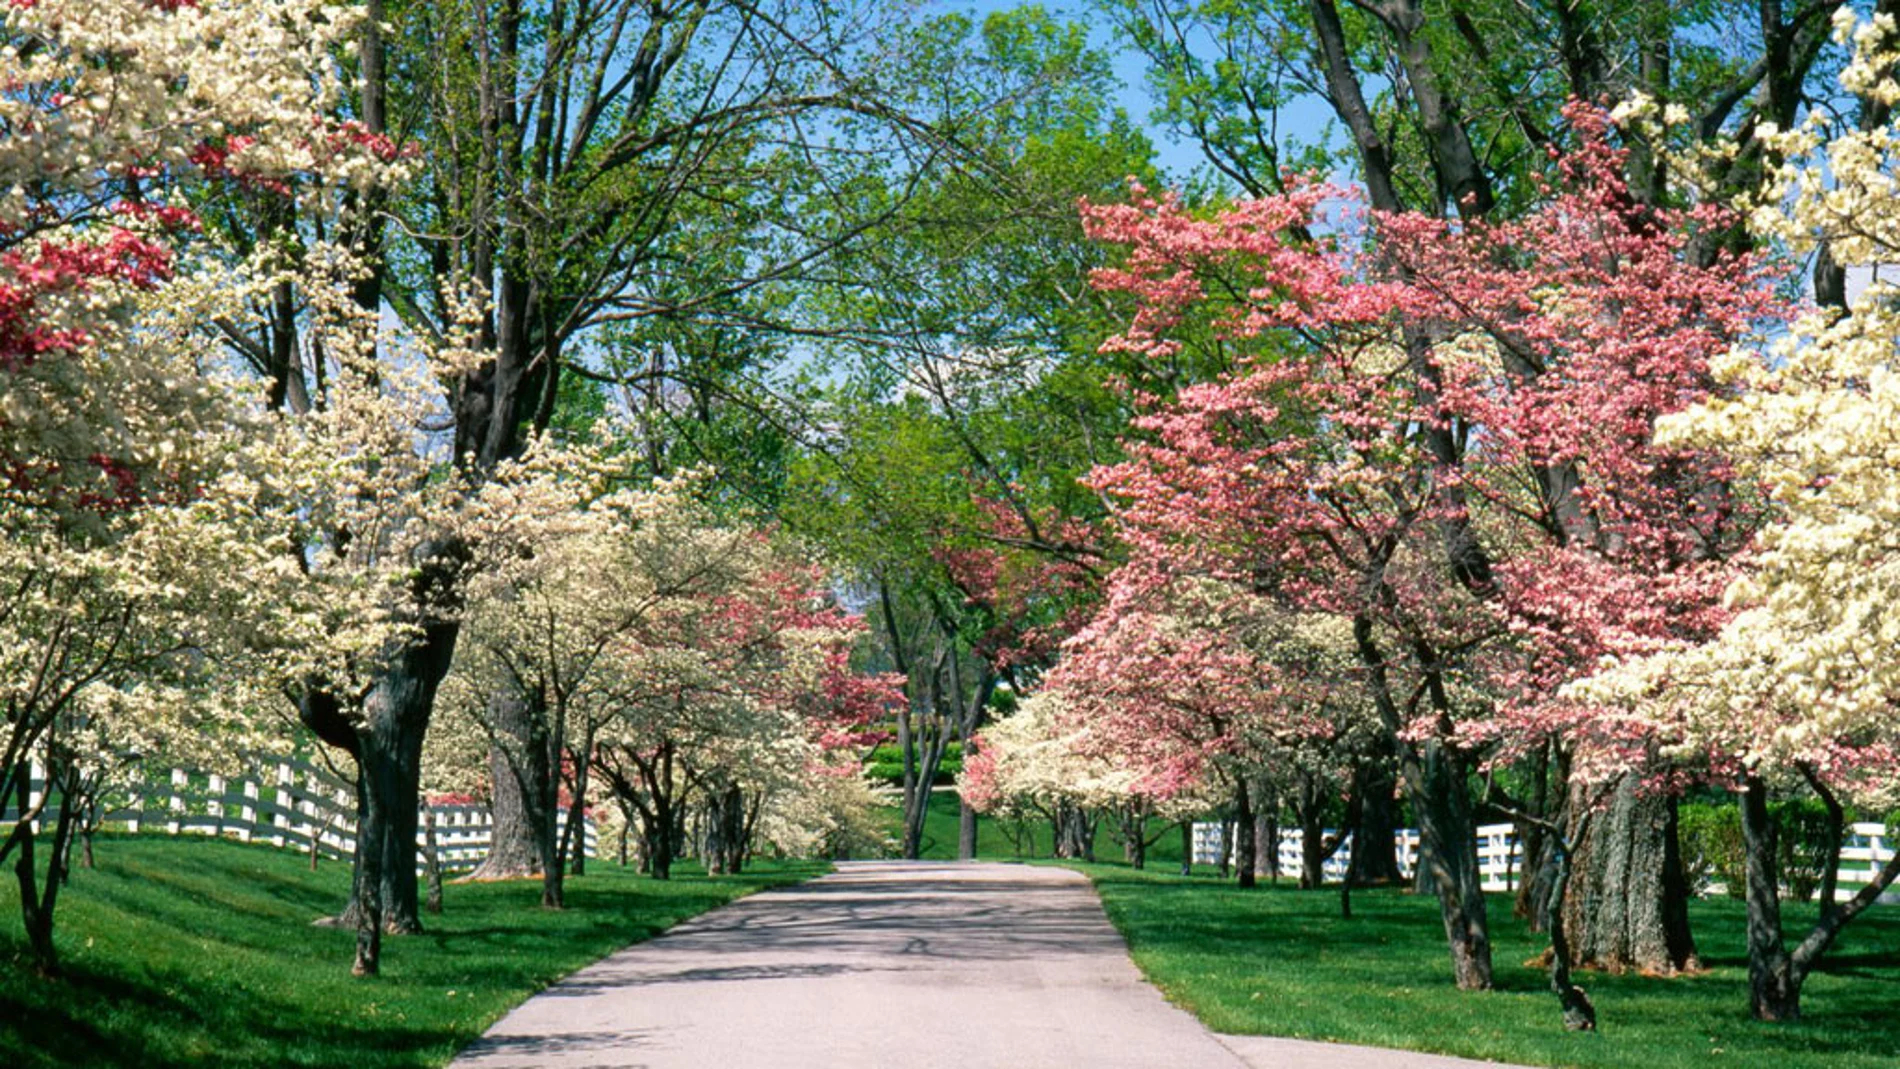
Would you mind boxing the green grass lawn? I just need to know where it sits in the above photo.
[0,833,823,1069]
[882,789,1189,867]
[884,789,1043,859]
[1078,864,1900,1068]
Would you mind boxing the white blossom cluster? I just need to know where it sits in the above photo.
[0,0,392,809]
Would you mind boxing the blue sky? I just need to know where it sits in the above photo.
[927,0,1219,180]
[929,0,1345,187]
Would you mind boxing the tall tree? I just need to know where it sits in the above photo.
[1098,0,1860,964]
[1079,119,1776,992]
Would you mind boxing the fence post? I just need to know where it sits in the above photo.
[207,773,225,835]
[26,756,44,834]
[298,766,319,849]
[271,763,291,848]
[239,778,258,842]
[167,768,187,834]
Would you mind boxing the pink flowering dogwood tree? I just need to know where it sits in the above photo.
[1074,109,1777,992]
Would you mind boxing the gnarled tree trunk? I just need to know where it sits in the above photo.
[1053,801,1096,862]
[1561,772,1697,974]
[464,699,542,881]
[312,620,458,975]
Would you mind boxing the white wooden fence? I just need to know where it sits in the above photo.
[1193,820,1897,900]
[4,758,595,873]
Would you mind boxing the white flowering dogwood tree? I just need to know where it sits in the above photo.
[0,0,384,975]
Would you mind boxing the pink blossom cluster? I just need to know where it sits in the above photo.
[1055,105,1785,793]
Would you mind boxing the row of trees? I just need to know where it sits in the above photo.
[0,0,958,978]
[0,0,1196,983]
[962,6,1900,1029]
[9,0,1900,1039]
[433,472,894,904]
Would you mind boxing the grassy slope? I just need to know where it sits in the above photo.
[1081,864,1900,1069]
[0,833,821,1069]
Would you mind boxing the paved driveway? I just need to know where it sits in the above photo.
[451,860,1523,1069]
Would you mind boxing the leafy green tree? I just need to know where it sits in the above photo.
[777,7,1174,858]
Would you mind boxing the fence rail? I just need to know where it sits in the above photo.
[4,758,595,873]
[1193,820,1897,900]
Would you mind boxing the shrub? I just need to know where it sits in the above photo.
[865,742,962,787]
[1678,797,1849,901]
[1678,803,1744,898]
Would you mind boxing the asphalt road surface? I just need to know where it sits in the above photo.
[451,860,1524,1069]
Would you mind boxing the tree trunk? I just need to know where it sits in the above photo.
[422,802,443,915]
[1353,615,1493,990]
[1234,779,1257,889]
[345,624,458,952]
[958,799,979,861]
[640,818,662,876]
[466,738,540,880]
[1121,805,1147,869]
[738,790,764,873]
[1741,776,1800,1020]
[1054,802,1075,860]
[1415,737,1493,990]
[1544,821,1597,1031]
[1561,772,1698,974]
[11,759,78,975]
[897,707,948,860]
[351,749,386,977]
[469,685,555,885]
[1261,801,1279,883]
[378,716,430,934]
[532,699,563,909]
[1350,753,1402,884]
[1414,835,1438,896]
[704,783,748,875]
[558,738,591,881]
[1054,802,1095,862]
[1297,776,1328,889]
[616,795,636,868]
[633,744,681,883]
[647,798,676,881]
[884,585,948,862]
[1179,820,1193,876]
